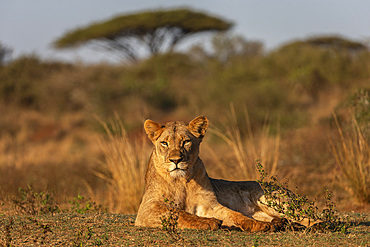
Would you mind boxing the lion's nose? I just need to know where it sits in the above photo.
[169,157,183,165]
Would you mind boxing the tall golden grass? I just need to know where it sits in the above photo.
[0,110,101,200]
[330,113,370,204]
[209,107,280,180]
[95,115,150,213]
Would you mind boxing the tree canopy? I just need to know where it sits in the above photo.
[306,36,367,52]
[53,8,232,62]
[278,35,368,53]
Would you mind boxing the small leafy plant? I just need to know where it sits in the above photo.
[11,185,60,215]
[160,198,182,242]
[72,226,108,247]
[68,194,104,214]
[256,160,350,232]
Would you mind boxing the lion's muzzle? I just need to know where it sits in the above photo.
[166,149,189,173]
[168,161,188,172]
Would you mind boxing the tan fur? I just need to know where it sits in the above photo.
[135,116,283,232]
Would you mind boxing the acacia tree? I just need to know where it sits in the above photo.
[53,8,232,62]
[306,36,367,52]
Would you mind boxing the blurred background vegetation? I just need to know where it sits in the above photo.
[0,8,369,214]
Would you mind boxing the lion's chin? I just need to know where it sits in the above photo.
[169,169,187,178]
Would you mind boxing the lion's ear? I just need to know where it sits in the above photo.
[188,116,209,139]
[144,119,164,143]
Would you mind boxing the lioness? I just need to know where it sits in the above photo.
[135,116,282,232]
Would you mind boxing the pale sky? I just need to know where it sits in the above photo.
[1,0,369,63]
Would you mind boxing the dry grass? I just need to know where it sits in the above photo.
[209,107,280,180]
[330,113,370,204]
[0,109,101,200]
[94,115,150,213]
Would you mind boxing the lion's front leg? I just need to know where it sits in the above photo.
[135,201,221,230]
[177,210,222,230]
[210,204,275,232]
[236,216,274,232]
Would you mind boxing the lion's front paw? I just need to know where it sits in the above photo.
[239,219,273,232]
[252,221,274,232]
[271,217,307,231]
[196,217,222,230]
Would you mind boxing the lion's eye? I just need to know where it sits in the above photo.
[160,141,168,147]
[183,140,191,146]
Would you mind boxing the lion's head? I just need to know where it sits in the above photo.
[144,116,209,178]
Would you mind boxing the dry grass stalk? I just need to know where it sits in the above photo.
[330,113,369,204]
[95,115,149,213]
[210,107,280,180]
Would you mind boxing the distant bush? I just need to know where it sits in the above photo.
[0,55,70,110]
[0,35,368,130]
[346,89,370,128]
[0,55,47,107]
[267,38,370,98]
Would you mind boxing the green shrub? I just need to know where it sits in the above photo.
[256,161,351,232]
[11,185,60,215]
[68,194,104,214]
